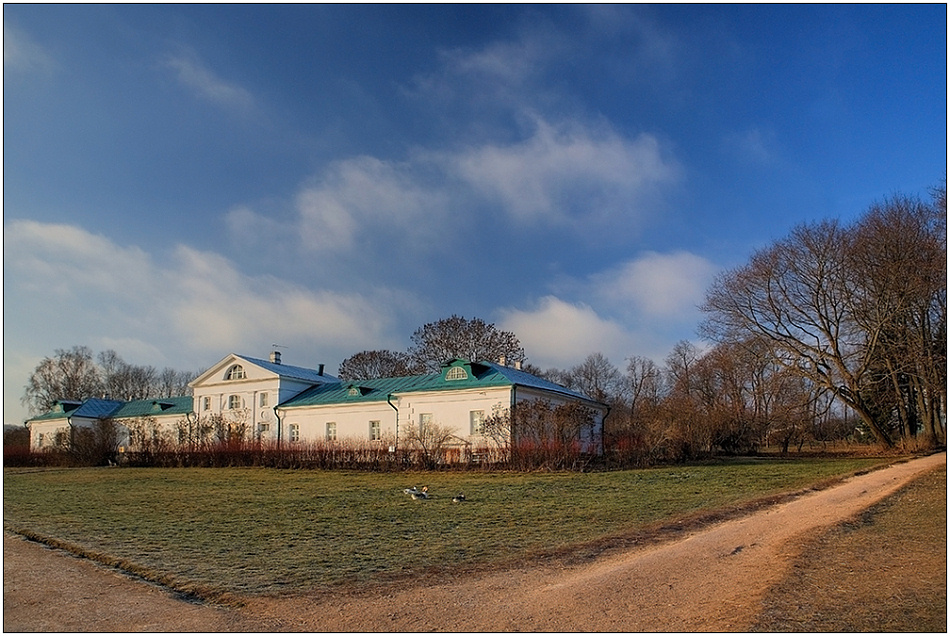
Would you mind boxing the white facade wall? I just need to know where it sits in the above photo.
[513,386,605,453]
[279,402,398,444]
[278,386,513,447]
[30,418,70,449]
[191,356,332,441]
[193,381,281,438]
[29,414,189,452]
[393,387,512,444]
[117,413,192,451]
[277,385,606,452]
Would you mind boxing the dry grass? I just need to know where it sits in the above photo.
[3,457,893,601]
[752,464,947,632]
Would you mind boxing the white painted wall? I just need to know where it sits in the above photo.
[190,356,332,442]
[278,386,513,448]
[29,418,69,449]
[514,386,605,453]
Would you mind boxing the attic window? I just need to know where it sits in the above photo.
[226,364,246,380]
[348,387,360,397]
[446,366,468,381]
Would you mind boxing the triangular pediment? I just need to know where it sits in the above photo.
[189,353,280,389]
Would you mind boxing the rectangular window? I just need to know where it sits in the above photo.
[37,433,45,447]
[470,410,485,436]
[259,393,268,408]
[326,422,337,441]
[420,413,433,436]
[258,422,269,433]
[369,420,381,441]
[289,423,300,442]
[228,395,242,410]
[202,396,211,411]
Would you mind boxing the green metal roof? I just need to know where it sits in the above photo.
[26,396,192,423]
[26,400,83,422]
[110,396,193,419]
[279,359,604,409]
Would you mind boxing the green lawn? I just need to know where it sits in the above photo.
[3,458,890,598]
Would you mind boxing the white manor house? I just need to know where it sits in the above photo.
[28,351,607,455]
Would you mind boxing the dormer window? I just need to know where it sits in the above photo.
[446,366,468,381]
[348,387,360,397]
[226,364,246,380]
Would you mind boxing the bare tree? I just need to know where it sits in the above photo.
[24,347,196,416]
[338,349,419,380]
[846,192,946,444]
[401,420,456,468]
[661,341,706,456]
[126,415,174,460]
[98,349,158,401]
[626,356,664,424]
[22,346,103,415]
[70,418,120,466]
[513,399,596,449]
[568,353,622,403]
[408,315,525,372]
[701,189,947,448]
[156,367,195,398]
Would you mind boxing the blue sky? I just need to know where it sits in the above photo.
[4,4,946,425]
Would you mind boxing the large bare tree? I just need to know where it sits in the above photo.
[22,346,103,415]
[701,190,946,447]
[567,352,622,403]
[23,347,196,415]
[338,349,419,380]
[408,315,525,372]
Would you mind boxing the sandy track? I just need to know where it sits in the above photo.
[4,452,945,632]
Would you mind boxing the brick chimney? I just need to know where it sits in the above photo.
[270,351,281,364]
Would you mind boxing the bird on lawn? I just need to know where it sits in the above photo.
[452,493,466,503]
[404,486,430,500]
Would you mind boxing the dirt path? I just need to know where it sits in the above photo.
[4,452,945,632]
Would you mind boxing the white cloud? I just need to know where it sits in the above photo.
[453,117,678,224]
[225,205,290,249]
[590,250,719,320]
[498,251,721,371]
[499,296,633,369]
[723,127,778,165]
[3,24,55,74]
[581,6,680,76]
[439,29,565,89]
[164,52,255,113]
[410,26,564,108]
[3,220,407,424]
[295,155,449,253]
[168,245,389,353]
[3,220,153,296]
[443,39,539,86]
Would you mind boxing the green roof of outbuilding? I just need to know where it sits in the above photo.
[110,396,192,419]
[27,396,192,423]
[279,359,603,409]
[26,400,84,422]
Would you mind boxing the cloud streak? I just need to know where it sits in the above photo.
[3,220,402,375]
[3,23,55,74]
[164,51,255,114]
